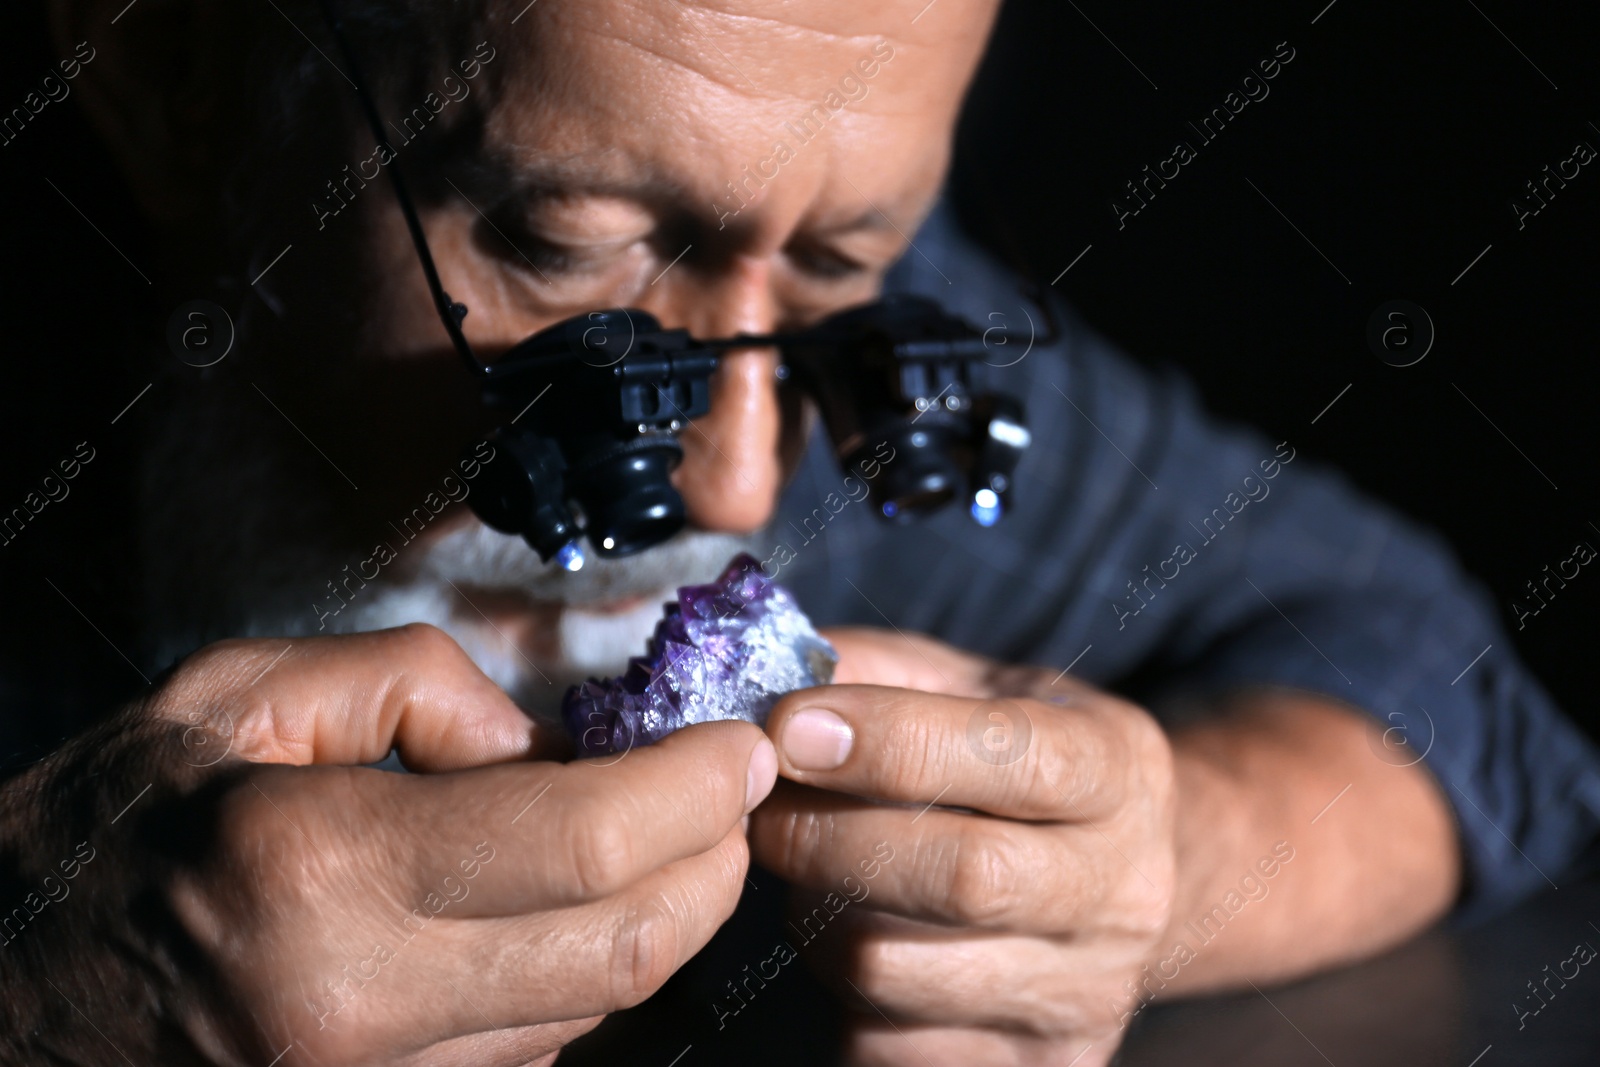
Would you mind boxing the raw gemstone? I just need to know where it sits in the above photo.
[562,554,837,756]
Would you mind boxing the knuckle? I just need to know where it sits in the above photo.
[214,768,385,906]
[843,935,901,1002]
[213,772,317,884]
[1081,726,1132,814]
[174,774,319,951]
[609,899,680,1006]
[1023,737,1085,815]
[606,835,744,1008]
[180,636,266,678]
[147,638,280,721]
[183,770,408,1022]
[225,688,301,762]
[395,621,468,670]
[1035,699,1168,818]
[1093,698,1162,791]
[564,801,638,900]
[1126,708,1175,793]
[941,827,1030,928]
[1105,840,1175,940]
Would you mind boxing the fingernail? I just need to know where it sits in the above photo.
[746,736,778,812]
[781,708,854,771]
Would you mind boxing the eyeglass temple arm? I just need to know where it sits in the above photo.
[317,0,488,377]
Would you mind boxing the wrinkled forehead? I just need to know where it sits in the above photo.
[501,0,921,85]
[469,0,998,214]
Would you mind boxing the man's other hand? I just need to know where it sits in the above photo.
[749,628,1175,1067]
[0,623,778,1067]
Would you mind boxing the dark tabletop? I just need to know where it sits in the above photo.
[1120,880,1600,1067]
[562,869,1600,1066]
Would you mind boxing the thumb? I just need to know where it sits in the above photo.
[147,623,555,772]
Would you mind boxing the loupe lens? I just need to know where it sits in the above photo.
[570,442,686,556]
[467,431,581,563]
[848,424,964,523]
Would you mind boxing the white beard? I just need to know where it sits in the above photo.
[320,522,758,719]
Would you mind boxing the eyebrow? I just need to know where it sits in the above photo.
[449,151,909,242]
[815,206,901,234]
[453,153,687,214]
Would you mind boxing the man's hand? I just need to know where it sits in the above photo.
[748,627,1459,1067]
[748,629,1177,1066]
[0,624,778,1067]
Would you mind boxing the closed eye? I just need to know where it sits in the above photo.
[785,240,871,281]
[477,197,650,282]
[474,209,585,278]
[509,233,580,276]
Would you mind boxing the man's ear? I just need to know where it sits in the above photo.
[49,0,244,224]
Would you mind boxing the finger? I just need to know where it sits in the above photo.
[149,624,554,771]
[820,627,993,695]
[387,719,777,914]
[815,905,1130,1035]
[371,825,750,1049]
[766,684,1142,821]
[750,781,1138,933]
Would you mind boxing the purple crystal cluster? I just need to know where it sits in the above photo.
[562,554,837,756]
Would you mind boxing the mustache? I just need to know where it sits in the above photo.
[418,522,762,605]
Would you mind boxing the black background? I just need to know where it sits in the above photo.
[953,0,1600,739]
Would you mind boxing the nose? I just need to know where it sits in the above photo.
[663,254,784,536]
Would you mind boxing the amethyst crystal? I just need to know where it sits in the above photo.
[562,554,837,756]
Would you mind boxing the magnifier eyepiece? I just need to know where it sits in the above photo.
[566,436,687,558]
[463,295,1032,564]
[847,422,965,523]
[468,427,582,563]
[788,295,1029,529]
[465,309,710,562]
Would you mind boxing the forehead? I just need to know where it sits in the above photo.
[473,0,996,232]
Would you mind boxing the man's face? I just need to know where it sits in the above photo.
[142,0,998,712]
